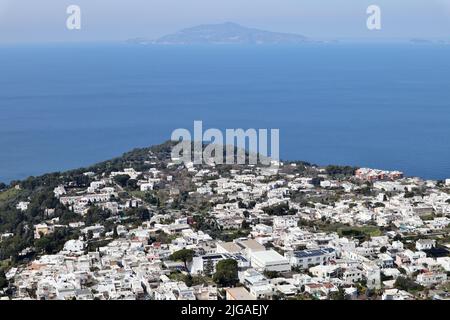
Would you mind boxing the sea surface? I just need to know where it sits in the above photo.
[1,43,450,182]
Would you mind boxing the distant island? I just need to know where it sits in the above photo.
[410,38,450,45]
[127,22,311,45]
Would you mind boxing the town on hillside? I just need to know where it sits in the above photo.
[1,142,450,300]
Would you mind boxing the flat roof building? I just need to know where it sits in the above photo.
[250,249,290,272]
[225,287,256,301]
[287,248,336,269]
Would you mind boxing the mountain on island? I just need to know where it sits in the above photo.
[127,22,310,45]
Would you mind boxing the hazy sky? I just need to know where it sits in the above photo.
[1,0,450,43]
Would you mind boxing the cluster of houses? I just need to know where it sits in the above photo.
[355,168,404,182]
[8,220,449,300]
[3,150,450,300]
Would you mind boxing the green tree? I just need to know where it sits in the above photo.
[325,165,358,177]
[114,174,131,188]
[126,179,139,190]
[185,274,193,287]
[241,220,250,229]
[0,270,8,289]
[263,270,281,279]
[329,287,346,300]
[170,249,194,271]
[128,207,150,221]
[204,259,214,277]
[213,259,238,287]
[85,206,111,226]
[394,276,424,293]
[404,191,415,198]
[35,236,52,253]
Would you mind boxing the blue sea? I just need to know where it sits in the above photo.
[1,43,450,183]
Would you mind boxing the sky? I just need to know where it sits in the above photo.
[0,0,450,43]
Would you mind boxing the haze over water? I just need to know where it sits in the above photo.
[1,43,450,182]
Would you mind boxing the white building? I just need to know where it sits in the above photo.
[416,272,447,286]
[286,248,336,269]
[190,253,250,275]
[415,239,436,251]
[16,202,30,212]
[249,249,290,272]
[382,289,414,300]
[273,216,298,230]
